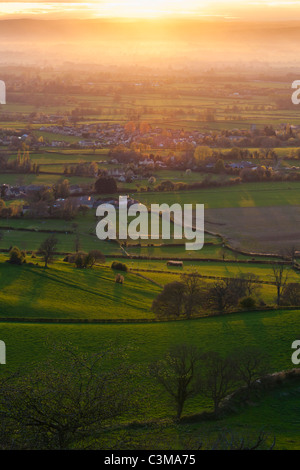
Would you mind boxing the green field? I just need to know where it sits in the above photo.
[0,261,160,320]
[2,70,300,449]
[137,182,300,209]
[1,304,299,448]
[0,258,283,322]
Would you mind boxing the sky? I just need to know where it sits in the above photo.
[0,1,300,20]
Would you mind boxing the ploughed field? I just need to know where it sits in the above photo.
[205,205,300,253]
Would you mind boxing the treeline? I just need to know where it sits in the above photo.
[151,177,239,192]
[152,267,300,318]
[8,238,106,271]
[0,150,39,174]
[63,161,98,177]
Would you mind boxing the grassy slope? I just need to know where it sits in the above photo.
[0,307,299,447]
[0,262,159,320]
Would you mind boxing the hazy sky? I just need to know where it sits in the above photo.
[1,1,300,20]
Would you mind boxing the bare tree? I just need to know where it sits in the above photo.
[38,234,58,268]
[280,283,300,306]
[239,272,261,297]
[206,277,247,314]
[201,351,237,414]
[189,430,276,450]
[149,344,202,420]
[0,344,140,450]
[272,264,289,306]
[284,246,297,267]
[231,347,270,390]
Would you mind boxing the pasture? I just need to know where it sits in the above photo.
[0,306,299,448]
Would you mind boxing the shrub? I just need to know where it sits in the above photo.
[66,250,105,269]
[240,296,256,309]
[74,252,88,269]
[111,261,128,272]
[8,246,26,265]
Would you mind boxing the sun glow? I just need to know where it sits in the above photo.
[0,0,300,20]
[93,0,206,18]
[0,1,210,20]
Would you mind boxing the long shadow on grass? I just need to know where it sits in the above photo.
[24,265,152,312]
[0,263,26,291]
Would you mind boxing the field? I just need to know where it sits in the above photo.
[2,257,296,321]
[1,302,299,448]
[205,205,300,252]
[1,63,300,449]
[137,182,300,209]
[0,260,160,320]
[136,182,300,254]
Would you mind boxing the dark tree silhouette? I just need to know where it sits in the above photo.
[38,234,58,268]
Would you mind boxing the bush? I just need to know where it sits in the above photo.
[65,250,105,269]
[8,246,26,265]
[240,297,256,309]
[111,261,128,272]
[74,252,88,269]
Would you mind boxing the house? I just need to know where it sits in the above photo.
[74,196,95,209]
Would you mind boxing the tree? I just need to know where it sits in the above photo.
[189,430,276,450]
[8,246,25,265]
[94,177,117,194]
[38,234,58,268]
[201,351,236,414]
[74,251,88,269]
[151,274,206,319]
[272,264,289,305]
[206,277,247,313]
[284,246,297,267]
[151,281,185,318]
[239,272,261,297]
[231,347,269,390]
[74,233,81,253]
[124,121,136,134]
[181,272,205,318]
[0,344,140,449]
[280,283,300,306]
[194,146,213,163]
[149,344,202,420]
[85,250,105,268]
[214,159,225,173]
